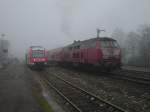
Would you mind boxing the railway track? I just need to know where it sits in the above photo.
[123,66,150,73]
[116,69,150,78]
[61,65,150,86]
[60,66,150,86]
[105,70,150,85]
[40,71,126,112]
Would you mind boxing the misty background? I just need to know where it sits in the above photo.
[0,0,150,65]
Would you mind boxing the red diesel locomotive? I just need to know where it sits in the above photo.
[25,46,48,69]
[48,37,121,70]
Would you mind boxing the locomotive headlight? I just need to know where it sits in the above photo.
[31,63,35,65]
[44,62,47,65]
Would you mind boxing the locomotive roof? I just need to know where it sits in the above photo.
[96,37,116,41]
[48,37,117,51]
[70,37,116,46]
[30,46,43,48]
[83,37,115,41]
[29,46,45,51]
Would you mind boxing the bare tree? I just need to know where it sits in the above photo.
[112,25,150,67]
[138,25,150,66]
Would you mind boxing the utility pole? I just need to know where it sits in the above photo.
[97,29,105,38]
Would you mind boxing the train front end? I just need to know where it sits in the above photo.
[27,46,48,69]
[98,38,121,70]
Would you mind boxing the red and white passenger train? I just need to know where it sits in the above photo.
[26,46,48,69]
[48,37,122,70]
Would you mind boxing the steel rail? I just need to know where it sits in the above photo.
[43,71,126,112]
[116,69,150,78]
[40,74,82,112]
[101,71,150,85]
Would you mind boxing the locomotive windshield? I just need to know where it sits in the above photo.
[32,50,45,58]
[111,41,119,48]
[100,41,119,48]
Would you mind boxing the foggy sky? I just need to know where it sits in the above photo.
[0,0,150,58]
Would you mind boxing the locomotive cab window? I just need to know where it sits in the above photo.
[32,52,45,58]
[32,50,45,58]
[100,41,119,48]
[111,41,119,48]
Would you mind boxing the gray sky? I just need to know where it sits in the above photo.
[0,0,150,58]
